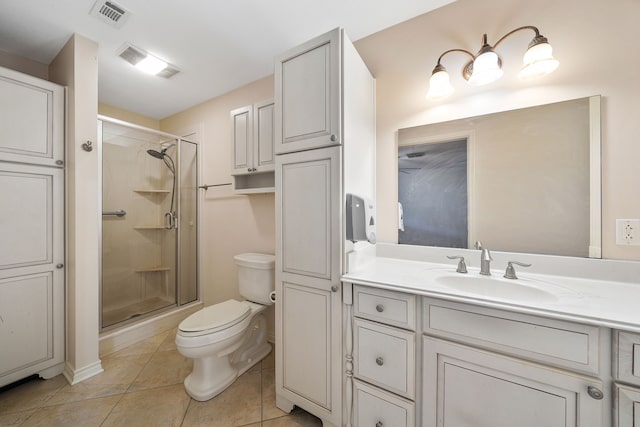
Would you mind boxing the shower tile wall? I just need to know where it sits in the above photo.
[102,128,177,326]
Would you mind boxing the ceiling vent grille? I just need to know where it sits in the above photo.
[118,44,180,79]
[90,0,130,28]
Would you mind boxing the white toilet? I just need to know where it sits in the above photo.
[175,253,275,401]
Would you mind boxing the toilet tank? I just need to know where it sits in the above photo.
[234,253,275,305]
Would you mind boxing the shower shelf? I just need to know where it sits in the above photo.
[133,225,167,230]
[133,189,170,194]
[135,266,171,273]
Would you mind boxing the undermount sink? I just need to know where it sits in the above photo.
[435,274,558,302]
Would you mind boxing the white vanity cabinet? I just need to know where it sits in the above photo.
[348,285,417,427]
[421,298,604,427]
[274,27,376,427]
[613,331,640,426]
[231,99,275,193]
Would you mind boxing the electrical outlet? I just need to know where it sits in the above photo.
[616,219,640,245]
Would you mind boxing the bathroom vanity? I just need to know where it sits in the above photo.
[342,244,640,427]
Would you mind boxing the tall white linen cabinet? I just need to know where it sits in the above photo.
[274,28,376,426]
[0,66,66,387]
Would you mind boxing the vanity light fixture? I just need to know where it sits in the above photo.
[426,26,559,100]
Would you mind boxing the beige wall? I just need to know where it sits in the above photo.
[48,34,101,382]
[160,76,276,336]
[98,102,161,130]
[0,49,48,80]
[354,0,640,260]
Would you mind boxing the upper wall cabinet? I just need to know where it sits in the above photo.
[0,66,64,168]
[231,99,275,193]
[274,29,341,154]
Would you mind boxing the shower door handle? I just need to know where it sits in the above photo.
[102,210,127,217]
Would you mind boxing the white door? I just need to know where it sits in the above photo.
[274,28,341,154]
[253,99,275,172]
[275,146,342,425]
[423,337,603,427]
[231,105,253,175]
[0,67,64,167]
[0,162,64,385]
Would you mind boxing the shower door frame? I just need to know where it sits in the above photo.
[98,115,201,332]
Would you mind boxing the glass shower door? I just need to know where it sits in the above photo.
[101,120,178,328]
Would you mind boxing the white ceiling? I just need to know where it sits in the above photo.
[0,0,453,119]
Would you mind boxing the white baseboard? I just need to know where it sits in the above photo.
[62,360,103,385]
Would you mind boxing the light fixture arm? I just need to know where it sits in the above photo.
[493,25,546,49]
[434,48,476,68]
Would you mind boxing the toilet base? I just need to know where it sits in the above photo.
[181,312,271,401]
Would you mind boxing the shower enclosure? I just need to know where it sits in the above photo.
[99,117,199,330]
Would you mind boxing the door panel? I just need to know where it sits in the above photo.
[0,69,64,167]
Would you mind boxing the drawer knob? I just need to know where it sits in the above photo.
[376,422,383,427]
[330,134,337,142]
[587,386,604,400]
[375,304,384,313]
[331,285,339,292]
[376,356,384,366]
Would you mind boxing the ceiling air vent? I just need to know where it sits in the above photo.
[90,0,130,28]
[118,44,180,79]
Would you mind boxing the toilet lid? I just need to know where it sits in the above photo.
[179,300,251,334]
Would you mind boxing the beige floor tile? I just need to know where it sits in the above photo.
[181,370,262,427]
[20,395,121,427]
[104,330,171,359]
[262,349,275,370]
[0,409,36,426]
[261,411,323,427]
[261,368,287,420]
[101,384,190,427]
[83,354,150,386]
[0,375,67,414]
[42,382,128,407]
[157,328,178,352]
[128,349,192,392]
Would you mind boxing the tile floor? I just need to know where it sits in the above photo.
[0,328,322,427]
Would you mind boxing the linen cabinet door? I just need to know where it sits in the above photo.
[276,146,340,281]
[230,105,253,175]
[422,337,603,427]
[274,28,341,154]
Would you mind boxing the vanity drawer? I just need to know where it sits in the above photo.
[614,331,640,386]
[423,298,600,375]
[354,318,416,399]
[354,285,416,330]
[353,379,415,427]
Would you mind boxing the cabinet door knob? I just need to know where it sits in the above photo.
[330,134,337,142]
[331,285,339,292]
[375,304,384,313]
[376,422,383,427]
[56,263,64,269]
[587,386,604,400]
[376,357,384,366]
[247,168,252,172]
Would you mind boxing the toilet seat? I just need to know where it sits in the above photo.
[179,300,251,336]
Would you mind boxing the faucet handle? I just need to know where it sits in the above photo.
[446,255,468,274]
[504,261,532,279]
[474,241,483,250]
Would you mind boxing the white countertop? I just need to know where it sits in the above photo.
[343,251,640,333]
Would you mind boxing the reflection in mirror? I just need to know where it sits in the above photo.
[397,96,601,258]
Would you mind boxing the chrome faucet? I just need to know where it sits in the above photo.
[474,241,492,276]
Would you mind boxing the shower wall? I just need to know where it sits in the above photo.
[101,120,192,329]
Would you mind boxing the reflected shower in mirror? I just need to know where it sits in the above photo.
[397,96,601,258]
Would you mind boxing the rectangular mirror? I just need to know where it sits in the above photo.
[397,95,601,258]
